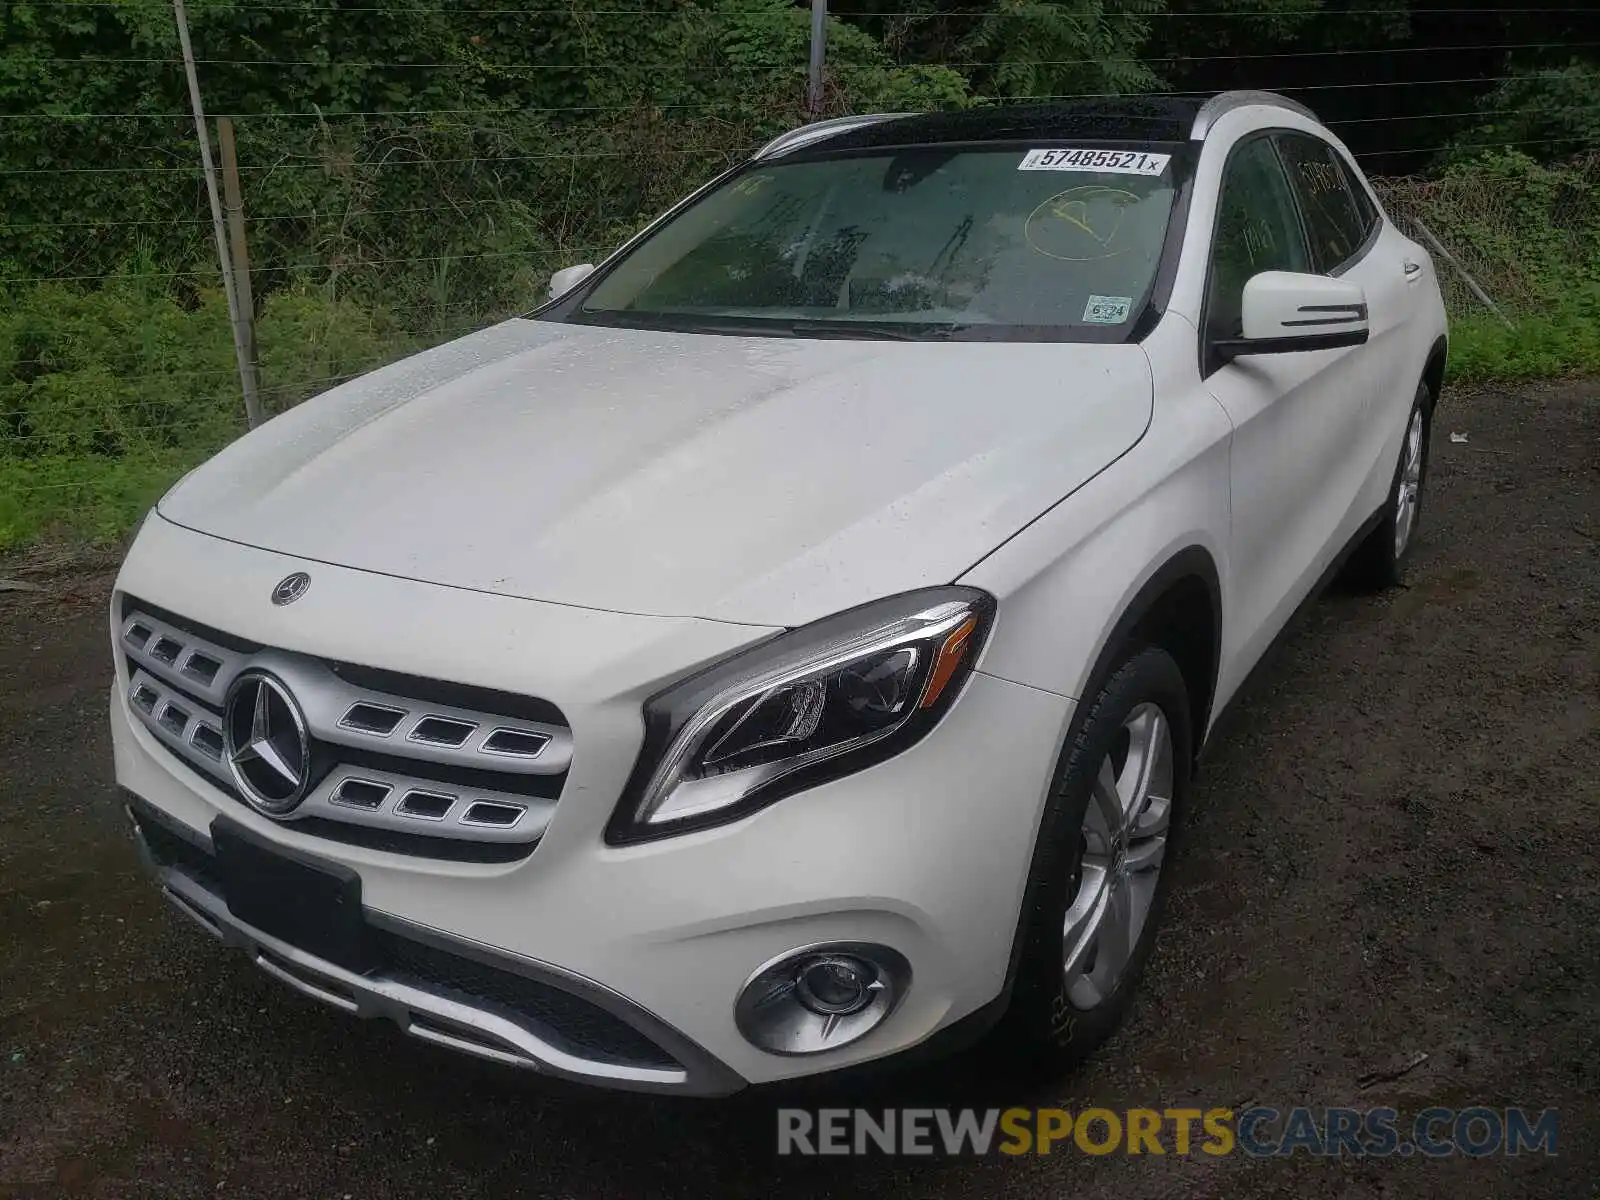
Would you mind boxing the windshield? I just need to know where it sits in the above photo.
[563,144,1182,340]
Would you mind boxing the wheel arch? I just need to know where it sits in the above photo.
[966,544,1223,1052]
[1122,548,1223,751]
[1068,544,1224,753]
[1422,334,1448,407]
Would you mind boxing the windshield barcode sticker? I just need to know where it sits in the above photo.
[1019,148,1171,176]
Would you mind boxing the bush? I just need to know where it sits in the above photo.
[0,451,191,550]
[0,280,424,548]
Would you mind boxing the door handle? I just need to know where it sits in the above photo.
[1403,259,1423,279]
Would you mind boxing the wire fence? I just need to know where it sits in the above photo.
[1376,157,1600,314]
[2,7,1599,543]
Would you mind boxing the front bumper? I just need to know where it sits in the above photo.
[126,793,740,1093]
[113,515,1074,1091]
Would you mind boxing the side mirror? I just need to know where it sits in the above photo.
[549,263,596,301]
[1215,271,1369,364]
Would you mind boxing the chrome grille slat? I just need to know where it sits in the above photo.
[149,636,183,665]
[460,801,526,829]
[480,728,552,760]
[330,778,391,811]
[125,668,232,787]
[121,603,568,852]
[301,770,547,843]
[394,789,456,822]
[407,716,477,748]
[189,724,225,762]
[181,650,222,686]
[339,702,406,736]
[157,699,191,737]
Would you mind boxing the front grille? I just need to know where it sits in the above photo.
[119,595,572,860]
[131,798,678,1073]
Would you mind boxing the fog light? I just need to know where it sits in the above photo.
[794,955,874,1016]
[735,942,910,1055]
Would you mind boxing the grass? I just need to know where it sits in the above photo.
[0,452,192,551]
[1445,293,1600,384]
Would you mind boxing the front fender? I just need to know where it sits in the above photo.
[962,339,1233,723]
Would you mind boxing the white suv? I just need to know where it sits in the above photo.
[112,92,1447,1094]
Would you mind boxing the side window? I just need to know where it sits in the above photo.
[1276,132,1373,273]
[1205,136,1310,341]
[1339,154,1380,234]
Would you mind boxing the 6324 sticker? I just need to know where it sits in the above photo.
[1083,295,1134,324]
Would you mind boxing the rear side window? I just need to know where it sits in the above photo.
[1338,155,1379,234]
[1275,132,1374,273]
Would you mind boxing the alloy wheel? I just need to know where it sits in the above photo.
[1394,407,1425,558]
[1061,702,1174,1010]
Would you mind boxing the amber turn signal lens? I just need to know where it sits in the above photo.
[918,615,978,709]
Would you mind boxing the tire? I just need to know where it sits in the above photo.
[994,645,1192,1074]
[1346,381,1433,590]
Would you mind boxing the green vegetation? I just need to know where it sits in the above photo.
[1379,152,1600,384]
[1447,292,1600,385]
[0,281,424,547]
[2,0,1598,549]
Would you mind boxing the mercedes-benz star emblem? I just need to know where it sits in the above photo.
[223,672,312,815]
[271,572,311,606]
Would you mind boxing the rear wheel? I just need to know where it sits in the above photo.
[996,645,1190,1071]
[1347,381,1432,589]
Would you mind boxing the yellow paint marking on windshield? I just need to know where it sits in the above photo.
[1025,185,1142,263]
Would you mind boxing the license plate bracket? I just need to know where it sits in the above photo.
[211,818,374,973]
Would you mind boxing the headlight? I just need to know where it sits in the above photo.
[606,587,995,844]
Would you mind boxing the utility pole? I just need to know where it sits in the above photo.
[172,0,264,428]
[808,0,828,118]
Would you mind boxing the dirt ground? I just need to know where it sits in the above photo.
[1,380,1595,1199]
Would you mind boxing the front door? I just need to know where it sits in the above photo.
[1202,132,1379,695]
[1275,129,1422,523]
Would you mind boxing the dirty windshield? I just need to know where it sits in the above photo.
[568,145,1180,339]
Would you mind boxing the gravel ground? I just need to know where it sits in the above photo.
[1,379,1595,1199]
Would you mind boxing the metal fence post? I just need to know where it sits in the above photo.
[172,0,264,428]
[215,116,262,407]
[1412,217,1516,331]
[808,0,828,118]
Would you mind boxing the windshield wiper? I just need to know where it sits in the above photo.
[783,319,965,341]
[568,309,967,340]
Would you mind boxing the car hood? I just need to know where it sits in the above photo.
[160,319,1152,627]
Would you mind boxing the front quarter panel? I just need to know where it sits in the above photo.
[963,313,1234,718]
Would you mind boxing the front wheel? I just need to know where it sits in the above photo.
[995,645,1191,1073]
